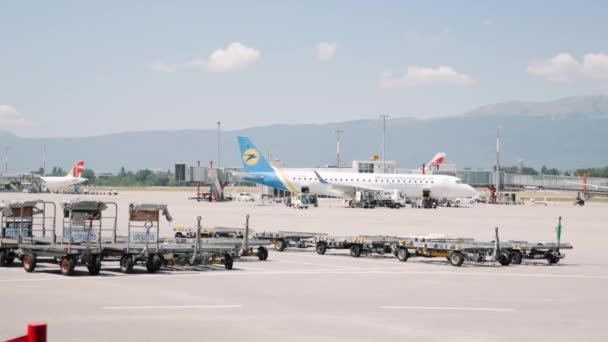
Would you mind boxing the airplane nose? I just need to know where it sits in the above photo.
[466,185,478,197]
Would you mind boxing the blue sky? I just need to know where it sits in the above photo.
[1,1,607,137]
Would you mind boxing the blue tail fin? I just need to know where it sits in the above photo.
[237,136,274,173]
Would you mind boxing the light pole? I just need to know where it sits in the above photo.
[380,115,389,173]
[216,121,221,169]
[4,145,10,173]
[335,129,343,167]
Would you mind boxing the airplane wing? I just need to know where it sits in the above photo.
[314,171,384,197]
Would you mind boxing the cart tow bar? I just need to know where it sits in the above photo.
[494,227,500,262]
[241,214,250,256]
[191,216,202,265]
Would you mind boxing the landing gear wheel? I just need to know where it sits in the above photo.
[510,251,523,265]
[23,253,37,273]
[146,255,161,273]
[448,251,465,267]
[497,252,511,266]
[350,245,362,258]
[257,247,269,261]
[224,253,234,270]
[87,256,102,275]
[60,257,77,276]
[316,243,327,255]
[397,248,409,262]
[275,239,287,252]
[394,203,401,209]
[120,255,134,274]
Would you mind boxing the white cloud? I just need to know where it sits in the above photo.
[527,52,608,82]
[149,42,260,73]
[0,105,36,128]
[379,66,477,88]
[317,42,337,62]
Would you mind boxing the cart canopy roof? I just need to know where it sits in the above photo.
[61,200,108,212]
[0,200,44,216]
[129,203,173,222]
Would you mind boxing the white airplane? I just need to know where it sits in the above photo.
[237,137,477,200]
[41,161,87,190]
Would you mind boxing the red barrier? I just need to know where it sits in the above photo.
[5,323,46,342]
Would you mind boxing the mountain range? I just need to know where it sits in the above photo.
[1,95,607,173]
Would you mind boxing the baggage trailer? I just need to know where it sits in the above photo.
[162,217,247,270]
[254,231,322,251]
[18,200,117,276]
[0,200,56,267]
[199,215,270,261]
[505,216,573,265]
[315,235,402,257]
[393,228,512,267]
[102,203,172,273]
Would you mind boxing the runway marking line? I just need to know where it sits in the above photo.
[102,305,242,310]
[380,306,515,312]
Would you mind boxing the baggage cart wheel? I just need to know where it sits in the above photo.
[23,253,37,273]
[146,255,161,273]
[120,255,135,274]
[275,239,287,252]
[397,247,409,262]
[60,257,77,276]
[87,256,102,275]
[546,252,560,264]
[497,252,511,266]
[350,245,362,258]
[316,243,327,255]
[224,254,234,270]
[257,247,269,261]
[510,251,523,265]
[0,250,15,267]
[448,251,465,267]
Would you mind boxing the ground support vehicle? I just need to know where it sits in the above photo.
[349,191,377,209]
[0,200,56,267]
[315,235,402,257]
[18,200,116,276]
[254,231,321,251]
[505,216,573,264]
[393,228,513,267]
[375,190,407,209]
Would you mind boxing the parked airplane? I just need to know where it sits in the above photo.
[41,161,87,190]
[237,137,477,200]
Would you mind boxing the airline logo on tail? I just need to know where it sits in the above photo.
[427,153,446,171]
[243,149,260,166]
[66,161,85,178]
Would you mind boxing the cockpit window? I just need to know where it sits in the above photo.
[456,180,462,184]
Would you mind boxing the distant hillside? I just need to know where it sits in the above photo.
[0,95,607,172]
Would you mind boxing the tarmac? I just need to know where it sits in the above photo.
[1,190,607,342]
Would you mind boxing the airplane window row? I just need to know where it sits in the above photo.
[291,177,434,184]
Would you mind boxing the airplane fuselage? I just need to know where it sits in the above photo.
[245,167,478,199]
